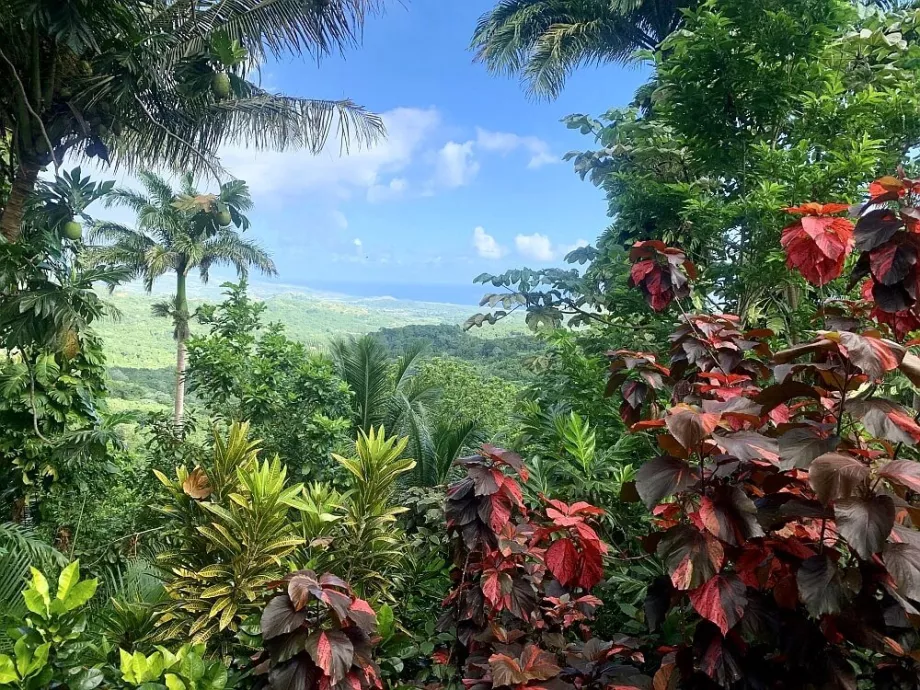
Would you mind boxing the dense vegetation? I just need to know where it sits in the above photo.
[5,1,920,689]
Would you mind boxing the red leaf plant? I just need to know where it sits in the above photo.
[608,236,920,688]
[253,570,382,690]
[627,241,697,312]
[781,203,854,286]
[440,448,651,690]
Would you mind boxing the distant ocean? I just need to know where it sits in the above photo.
[292,280,489,306]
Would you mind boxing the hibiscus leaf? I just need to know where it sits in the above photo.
[808,453,869,504]
[657,525,724,591]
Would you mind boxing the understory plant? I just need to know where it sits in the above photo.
[153,423,304,650]
[439,446,650,690]
[0,562,101,690]
[253,569,381,690]
[602,174,920,687]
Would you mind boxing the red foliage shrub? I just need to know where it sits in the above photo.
[605,187,920,686]
[438,446,649,690]
[255,570,382,690]
[627,241,696,312]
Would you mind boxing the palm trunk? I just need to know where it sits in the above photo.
[1,161,41,241]
[174,271,188,432]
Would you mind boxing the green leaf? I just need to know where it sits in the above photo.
[63,578,97,611]
[70,668,104,690]
[56,561,80,602]
[0,655,18,684]
[27,567,50,608]
[180,652,205,682]
[377,604,395,639]
[165,674,186,690]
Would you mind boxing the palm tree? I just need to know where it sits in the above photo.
[470,0,692,99]
[89,170,275,429]
[329,336,436,439]
[0,0,385,240]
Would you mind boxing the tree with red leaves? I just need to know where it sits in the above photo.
[605,195,920,685]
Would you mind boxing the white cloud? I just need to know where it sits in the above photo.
[367,177,408,203]
[436,141,480,188]
[473,226,507,259]
[353,238,363,248]
[332,211,349,230]
[515,233,555,261]
[218,107,441,200]
[560,238,590,258]
[475,128,557,169]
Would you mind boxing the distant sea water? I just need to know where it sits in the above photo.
[292,280,489,307]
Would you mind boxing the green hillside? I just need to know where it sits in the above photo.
[98,281,536,414]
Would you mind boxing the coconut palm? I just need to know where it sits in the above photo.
[471,0,692,99]
[0,0,385,240]
[89,170,275,429]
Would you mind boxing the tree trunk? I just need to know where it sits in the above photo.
[1,162,41,241]
[173,271,189,432]
[174,337,187,431]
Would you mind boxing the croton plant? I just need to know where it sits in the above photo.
[603,172,920,687]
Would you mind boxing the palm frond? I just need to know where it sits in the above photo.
[330,335,393,434]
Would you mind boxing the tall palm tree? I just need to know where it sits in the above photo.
[329,336,435,439]
[470,0,692,99]
[89,170,275,429]
[0,0,385,240]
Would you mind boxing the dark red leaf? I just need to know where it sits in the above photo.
[808,453,869,504]
[836,332,902,379]
[777,427,839,470]
[849,399,920,445]
[689,575,747,635]
[635,456,695,509]
[261,595,306,640]
[644,576,673,633]
[854,209,902,252]
[870,241,916,286]
[834,494,895,560]
[700,486,765,547]
[883,543,920,601]
[576,544,605,590]
[657,525,724,591]
[879,459,920,492]
[754,381,821,415]
[306,630,354,683]
[665,408,721,450]
[713,431,779,464]
[797,555,848,617]
[347,599,376,631]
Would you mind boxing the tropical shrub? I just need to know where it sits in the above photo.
[153,423,304,650]
[253,569,381,690]
[439,446,650,690]
[119,644,227,690]
[602,212,920,686]
[300,429,415,600]
[0,562,101,690]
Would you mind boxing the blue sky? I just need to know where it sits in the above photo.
[108,1,649,296]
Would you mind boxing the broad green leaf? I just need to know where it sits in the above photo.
[180,652,205,682]
[119,649,136,683]
[0,655,17,684]
[63,578,98,611]
[56,561,80,602]
[28,568,50,607]
[71,667,104,690]
[25,642,50,677]
[165,673,186,690]
[377,604,396,638]
[22,589,48,617]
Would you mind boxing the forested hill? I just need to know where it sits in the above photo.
[98,283,539,412]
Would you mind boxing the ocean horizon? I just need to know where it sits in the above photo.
[279,279,490,307]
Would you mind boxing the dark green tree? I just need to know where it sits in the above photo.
[0,0,384,240]
[186,281,353,480]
